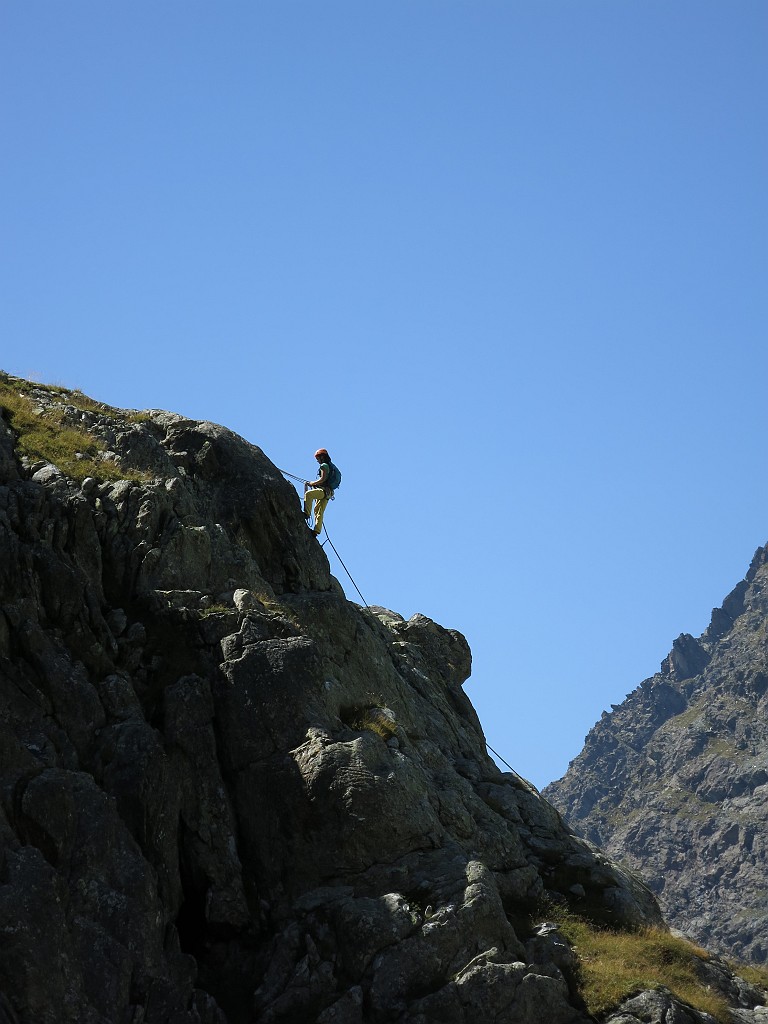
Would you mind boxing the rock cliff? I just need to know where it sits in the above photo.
[1,373,765,1024]
[545,543,768,967]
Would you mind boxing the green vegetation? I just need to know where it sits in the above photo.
[251,591,302,627]
[658,784,719,824]
[0,374,146,483]
[199,603,234,618]
[1,374,108,413]
[67,387,109,415]
[706,737,738,758]
[731,961,768,993]
[551,911,731,1022]
[666,703,708,729]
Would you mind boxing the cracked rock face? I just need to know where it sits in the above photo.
[0,377,726,1024]
[545,543,768,966]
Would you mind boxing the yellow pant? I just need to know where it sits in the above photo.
[304,487,329,534]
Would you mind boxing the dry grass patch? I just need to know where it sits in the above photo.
[0,376,145,483]
[731,961,768,994]
[199,603,234,618]
[556,914,731,1022]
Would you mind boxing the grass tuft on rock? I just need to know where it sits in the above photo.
[0,374,147,483]
[555,913,731,1022]
[731,961,768,993]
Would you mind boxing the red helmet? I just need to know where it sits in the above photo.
[315,448,329,459]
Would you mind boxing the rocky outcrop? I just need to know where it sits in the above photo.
[545,543,768,966]
[0,374,764,1024]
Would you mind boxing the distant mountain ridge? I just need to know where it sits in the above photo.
[545,543,768,965]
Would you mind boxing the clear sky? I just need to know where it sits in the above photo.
[2,2,766,789]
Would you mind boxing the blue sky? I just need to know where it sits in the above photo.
[2,2,766,789]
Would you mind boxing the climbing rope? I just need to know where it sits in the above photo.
[278,468,306,484]
[321,524,370,610]
[486,742,535,789]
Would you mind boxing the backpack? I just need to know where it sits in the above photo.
[325,462,342,491]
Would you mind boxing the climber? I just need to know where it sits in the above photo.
[304,448,341,537]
